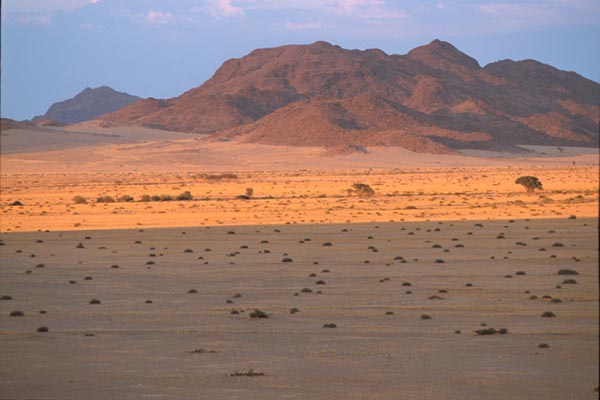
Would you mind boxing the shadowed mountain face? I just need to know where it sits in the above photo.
[101,40,599,152]
[34,86,140,124]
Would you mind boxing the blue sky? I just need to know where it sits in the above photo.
[2,0,599,121]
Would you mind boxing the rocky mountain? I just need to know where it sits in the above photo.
[100,40,599,152]
[34,86,140,125]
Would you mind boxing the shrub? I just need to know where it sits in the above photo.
[1,295,13,300]
[282,257,293,263]
[323,323,337,328]
[562,279,577,284]
[9,310,24,317]
[421,314,432,320]
[515,176,543,193]
[96,195,115,203]
[117,195,134,202]
[541,311,556,318]
[37,326,49,333]
[557,269,578,275]
[475,328,497,335]
[290,307,300,314]
[73,196,87,204]
[140,194,152,202]
[204,173,238,180]
[349,183,375,197]
[250,309,269,318]
[89,299,101,304]
[176,191,193,201]
[245,188,254,198]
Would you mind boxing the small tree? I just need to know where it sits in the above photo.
[245,188,254,198]
[515,176,543,193]
[349,183,375,197]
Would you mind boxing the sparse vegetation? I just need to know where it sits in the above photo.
[73,195,87,204]
[557,269,578,275]
[515,176,543,193]
[348,183,375,197]
[249,309,269,318]
[96,195,115,203]
[9,310,24,317]
[541,311,556,318]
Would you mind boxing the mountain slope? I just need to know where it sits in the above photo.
[100,40,599,152]
[34,86,141,124]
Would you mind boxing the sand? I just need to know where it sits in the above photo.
[0,124,598,398]
[0,218,598,399]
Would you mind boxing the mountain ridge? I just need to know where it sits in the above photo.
[99,40,599,152]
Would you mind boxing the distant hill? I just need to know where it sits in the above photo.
[1,118,37,131]
[34,86,140,125]
[100,40,599,152]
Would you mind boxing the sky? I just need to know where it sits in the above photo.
[1,0,599,121]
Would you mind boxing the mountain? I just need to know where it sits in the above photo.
[34,86,141,125]
[100,40,599,152]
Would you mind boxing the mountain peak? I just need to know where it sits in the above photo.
[33,86,141,124]
[408,39,480,70]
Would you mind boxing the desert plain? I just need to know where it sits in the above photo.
[0,124,599,399]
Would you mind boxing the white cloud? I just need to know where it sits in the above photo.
[143,10,175,25]
[331,0,384,14]
[217,0,244,17]
[194,0,245,18]
[284,21,324,30]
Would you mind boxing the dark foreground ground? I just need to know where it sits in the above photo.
[0,218,598,399]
